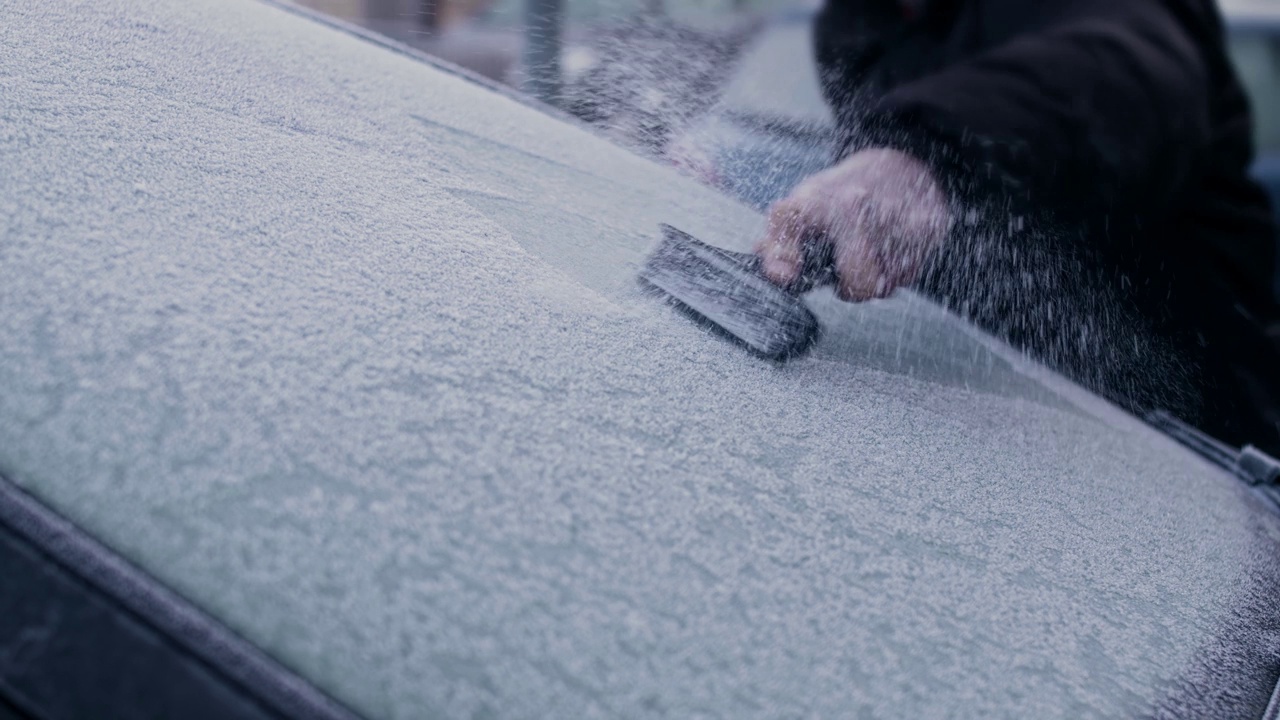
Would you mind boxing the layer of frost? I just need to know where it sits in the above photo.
[3,1,1280,718]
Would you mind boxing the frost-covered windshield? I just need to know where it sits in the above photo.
[5,1,1280,718]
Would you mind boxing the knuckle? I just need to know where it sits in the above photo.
[836,283,871,302]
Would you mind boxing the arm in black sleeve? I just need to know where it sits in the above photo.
[861,0,1217,220]
[813,0,915,96]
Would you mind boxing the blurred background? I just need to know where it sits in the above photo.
[292,0,807,163]
[294,0,1280,298]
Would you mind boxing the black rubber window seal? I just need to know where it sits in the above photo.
[0,473,363,720]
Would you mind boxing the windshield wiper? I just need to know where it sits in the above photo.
[1146,409,1280,486]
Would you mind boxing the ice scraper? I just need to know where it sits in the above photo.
[638,224,835,361]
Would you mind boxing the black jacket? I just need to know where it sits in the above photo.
[814,0,1280,451]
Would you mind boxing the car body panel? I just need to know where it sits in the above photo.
[1221,9,1280,301]
[1221,0,1280,29]
[5,1,1280,718]
[0,475,360,720]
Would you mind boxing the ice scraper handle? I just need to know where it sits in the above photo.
[785,237,837,295]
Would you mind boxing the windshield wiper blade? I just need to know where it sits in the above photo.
[1146,409,1280,486]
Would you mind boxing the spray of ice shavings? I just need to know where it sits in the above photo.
[814,100,1203,422]
[537,4,1200,421]
[557,10,757,157]
[923,179,1200,422]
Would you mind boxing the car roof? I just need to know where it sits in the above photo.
[1221,0,1280,27]
[5,0,1280,717]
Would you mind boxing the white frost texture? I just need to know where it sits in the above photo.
[4,1,1280,718]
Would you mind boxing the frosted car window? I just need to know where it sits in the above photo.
[4,1,1280,719]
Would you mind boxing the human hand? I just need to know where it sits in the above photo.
[754,148,952,301]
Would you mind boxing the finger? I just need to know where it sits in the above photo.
[875,217,946,290]
[834,212,892,302]
[874,233,922,290]
[756,197,819,285]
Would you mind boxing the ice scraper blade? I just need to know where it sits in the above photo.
[638,224,833,361]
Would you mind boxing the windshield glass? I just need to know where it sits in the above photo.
[1227,30,1280,155]
[6,1,1280,718]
